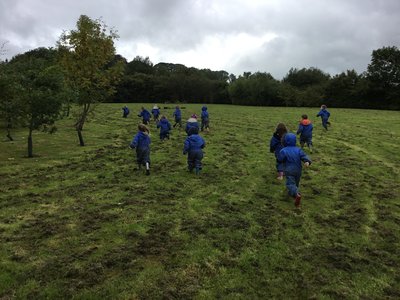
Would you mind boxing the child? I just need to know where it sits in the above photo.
[270,123,288,180]
[151,105,160,122]
[183,127,205,175]
[157,115,172,140]
[201,106,210,132]
[316,105,331,130]
[138,107,151,125]
[129,124,151,175]
[296,114,313,152]
[278,133,311,208]
[173,106,182,128]
[122,106,130,118]
[185,114,199,135]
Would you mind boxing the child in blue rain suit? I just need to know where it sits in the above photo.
[130,124,151,175]
[316,105,331,130]
[151,105,160,121]
[183,127,205,175]
[278,133,311,208]
[157,115,172,140]
[173,106,182,128]
[138,107,151,125]
[185,114,200,135]
[270,123,288,180]
[122,106,130,118]
[201,106,210,132]
[296,114,313,152]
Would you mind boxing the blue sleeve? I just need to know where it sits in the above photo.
[299,149,311,164]
[167,122,171,130]
[270,137,278,153]
[201,137,205,148]
[316,110,322,117]
[277,148,286,163]
[296,124,303,135]
[138,112,142,117]
[183,138,190,154]
[156,122,160,128]
[327,111,331,118]
[130,134,139,148]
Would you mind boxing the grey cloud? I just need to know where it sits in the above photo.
[1,0,399,78]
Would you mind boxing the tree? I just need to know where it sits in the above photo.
[58,15,123,146]
[283,67,330,88]
[367,46,400,109]
[0,62,23,141]
[6,48,65,157]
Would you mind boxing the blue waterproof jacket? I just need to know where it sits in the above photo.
[270,133,284,157]
[201,106,209,119]
[183,134,205,154]
[278,133,311,174]
[157,119,171,134]
[151,108,160,117]
[296,119,313,138]
[123,107,130,115]
[186,118,200,135]
[173,108,181,120]
[130,131,151,149]
[317,109,330,120]
[138,109,151,122]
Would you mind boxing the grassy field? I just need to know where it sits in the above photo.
[1,103,400,299]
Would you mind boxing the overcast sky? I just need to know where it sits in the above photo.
[1,0,399,79]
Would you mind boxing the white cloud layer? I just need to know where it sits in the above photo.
[1,0,399,78]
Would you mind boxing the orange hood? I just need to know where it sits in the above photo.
[300,119,312,125]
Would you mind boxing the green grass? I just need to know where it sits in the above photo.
[1,104,400,299]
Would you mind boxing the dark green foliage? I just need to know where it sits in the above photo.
[4,48,65,157]
[367,46,400,109]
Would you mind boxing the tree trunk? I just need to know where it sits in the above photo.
[6,118,13,141]
[77,129,84,146]
[28,129,33,158]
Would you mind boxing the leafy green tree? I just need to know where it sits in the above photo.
[58,15,123,146]
[283,67,330,88]
[6,48,65,157]
[0,62,24,141]
[367,46,400,109]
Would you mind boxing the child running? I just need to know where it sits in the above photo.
[173,106,182,128]
[270,123,288,180]
[278,133,311,208]
[316,105,331,130]
[122,106,130,118]
[183,127,205,175]
[296,114,313,152]
[157,115,172,140]
[185,114,199,135]
[129,124,151,175]
[138,107,151,125]
[151,105,160,122]
[201,106,210,132]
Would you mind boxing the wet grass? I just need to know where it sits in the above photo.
[1,104,400,299]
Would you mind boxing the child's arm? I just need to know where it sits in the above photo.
[300,150,311,165]
[296,124,303,135]
[277,148,286,163]
[201,137,206,149]
[183,139,190,154]
[130,134,139,149]
[269,137,277,153]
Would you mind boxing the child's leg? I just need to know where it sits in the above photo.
[285,175,298,197]
[144,149,150,175]
[276,159,284,180]
[187,153,195,171]
[194,151,204,174]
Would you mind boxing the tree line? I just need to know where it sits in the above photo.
[0,15,399,157]
[113,48,399,110]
